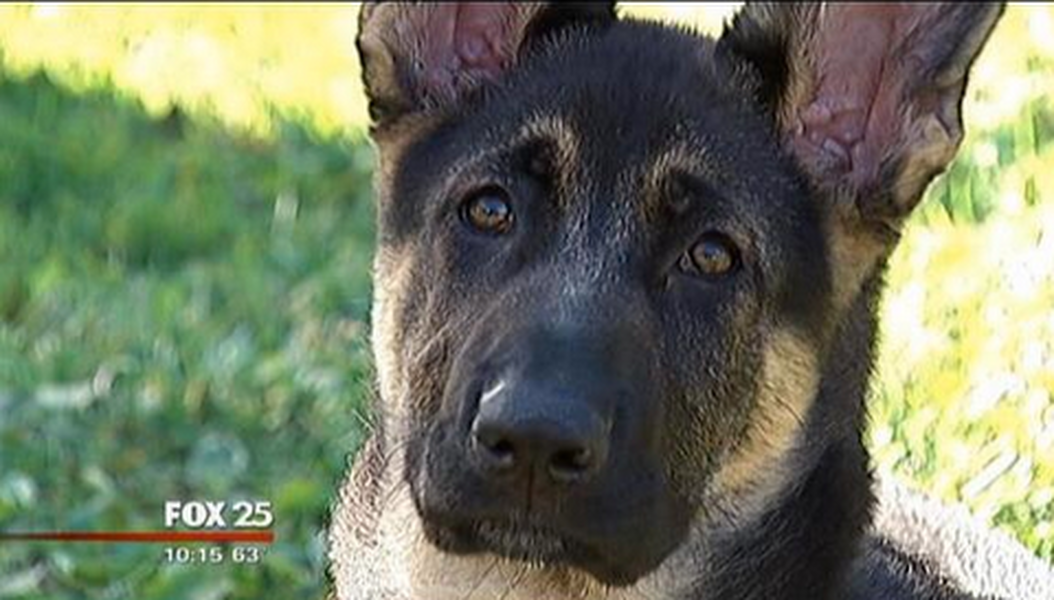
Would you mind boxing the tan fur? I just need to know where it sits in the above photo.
[641,144,718,217]
[706,329,820,524]
[774,5,821,141]
[892,111,960,210]
[646,145,713,185]
[823,201,893,315]
[517,114,582,202]
[370,244,417,422]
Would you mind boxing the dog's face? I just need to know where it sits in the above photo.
[356,2,1002,588]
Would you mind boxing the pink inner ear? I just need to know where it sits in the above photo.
[419,3,526,100]
[792,4,939,190]
[457,4,518,70]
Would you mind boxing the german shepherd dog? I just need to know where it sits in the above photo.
[329,2,1054,598]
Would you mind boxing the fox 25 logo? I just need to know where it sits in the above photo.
[164,500,274,529]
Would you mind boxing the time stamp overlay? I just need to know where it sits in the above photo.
[0,500,274,566]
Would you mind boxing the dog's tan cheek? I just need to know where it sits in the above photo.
[707,329,820,517]
[824,201,894,313]
[371,245,418,419]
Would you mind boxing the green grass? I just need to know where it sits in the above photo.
[0,4,1052,599]
[0,70,376,599]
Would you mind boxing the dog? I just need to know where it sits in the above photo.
[328,2,1054,598]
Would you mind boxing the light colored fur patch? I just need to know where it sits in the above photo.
[823,201,891,313]
[370,244,418,423]
[706,329,819,524]
[643,144,714,198]
[517,113,581,198]
[870,471,1054,600]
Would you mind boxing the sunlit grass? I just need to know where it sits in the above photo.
[0,3,367,137]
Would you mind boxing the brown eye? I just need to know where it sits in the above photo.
[680,233,739,278]
[461,188,514,235]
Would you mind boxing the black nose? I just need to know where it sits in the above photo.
[470,382,609,485]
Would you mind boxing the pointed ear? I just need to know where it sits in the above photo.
[357,2,616,126]
[718,3,1003,230]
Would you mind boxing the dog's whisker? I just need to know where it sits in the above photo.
[459,556,501,600]
[770,394,806,431]
[495,563,530,600]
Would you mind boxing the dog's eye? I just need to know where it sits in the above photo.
[460,187,514,235]
[680,233,739,278]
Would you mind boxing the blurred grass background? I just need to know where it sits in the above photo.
[0,3,1050,598]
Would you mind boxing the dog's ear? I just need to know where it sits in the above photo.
[357,2,615,126]
[718,3,1003,231]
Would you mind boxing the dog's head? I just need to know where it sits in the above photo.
[356,1,1002,587]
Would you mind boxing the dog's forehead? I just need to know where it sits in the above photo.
[488,21,791,208]
[499,22,739,167]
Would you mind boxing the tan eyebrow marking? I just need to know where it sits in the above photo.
[641,142,721,218]
[513,114,582,205]
[436,113,582,206]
